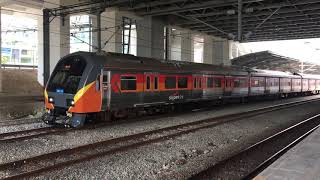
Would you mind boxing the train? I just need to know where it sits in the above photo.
[43,51,320,127]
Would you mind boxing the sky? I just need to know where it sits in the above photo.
[241,38,320,65]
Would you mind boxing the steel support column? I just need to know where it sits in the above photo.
[165,27,169,61]
[43,9,50,86]
[0,7,2,69]
[238,0,243,41]
[97,11,102,52]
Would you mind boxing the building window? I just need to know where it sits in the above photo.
[121,76,137,91]
[122,17,137,56]
[146,76,151,90]
[70,15,92,53]
[165,77,176,89]
[193,35,204,63]
[178,77,188,89]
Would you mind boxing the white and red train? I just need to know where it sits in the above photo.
[44,52,320,127]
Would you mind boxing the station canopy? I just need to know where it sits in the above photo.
[231,51,320,74]
[54,0,320,42]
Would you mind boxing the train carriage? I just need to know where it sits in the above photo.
[43,51,320,127]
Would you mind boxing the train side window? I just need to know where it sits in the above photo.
[193,77,197,89]
[154,76,159,90]
[214,78,221,88]
[198,78,202,88]
[234,79,240,88]
[121,76,137,91]
[146,76,151,90]
[178,77,188,89]
[207,77,214,88]
[165,77,176,89]
[103,75,108,83]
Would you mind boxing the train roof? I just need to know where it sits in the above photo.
[64,51,320,79]
[299,73,320,79]
[71,51,250,76]
[251,69,299,78]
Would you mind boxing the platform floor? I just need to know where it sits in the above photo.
[255,126,320,180]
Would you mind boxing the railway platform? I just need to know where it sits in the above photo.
[255,126,320,180]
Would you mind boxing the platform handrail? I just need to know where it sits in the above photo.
[0,64,38,70]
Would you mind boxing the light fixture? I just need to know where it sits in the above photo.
[49,97,54,103]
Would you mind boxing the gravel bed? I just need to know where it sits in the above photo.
[32,100,320,180]
[0,95,320,179]
[0,95,319,165]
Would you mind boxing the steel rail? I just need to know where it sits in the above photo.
[190,114,320,180]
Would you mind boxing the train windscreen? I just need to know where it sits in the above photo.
[47,56,87,94]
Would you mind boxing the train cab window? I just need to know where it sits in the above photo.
[47,56,87,94]
[214,78,222,88]
[154,76,159,90]
[207,77,214,88]
[165,77,176,89]
[178,77,188,89]
[121,76,137,91]
[146,76,151,90]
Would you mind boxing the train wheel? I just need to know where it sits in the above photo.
[113,109,129,119]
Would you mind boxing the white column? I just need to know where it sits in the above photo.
[151,17,165,59]
[212,38,224,65]
[136,16,152,57]
[181,30,193,62]
[99,9,122,53]
[0,7,2,92]
[223,40,232,65]
[170,29,182,61]
[203,35,213,64]
[37,15,44,85]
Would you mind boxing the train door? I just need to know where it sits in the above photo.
[192,76,203,99]
[101,71,111,111]
[224,76,233,96]
[143,73,160,104]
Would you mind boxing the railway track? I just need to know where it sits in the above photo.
[0,118,42,127]
[0,98,319,179]
[189,114,320,180]
[0,127,70,143]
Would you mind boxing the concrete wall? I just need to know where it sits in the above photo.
[0,69,42,95]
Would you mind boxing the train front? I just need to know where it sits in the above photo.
[43,53,102,127]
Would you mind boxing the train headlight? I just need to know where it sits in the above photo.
[67,99,75,107]
[48,97,54,103]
